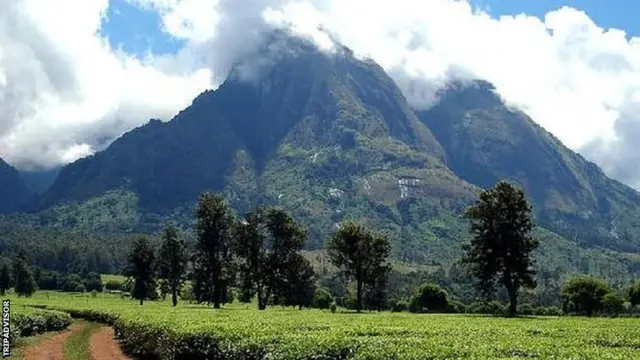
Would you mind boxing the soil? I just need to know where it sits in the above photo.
[89,327,131,360]
[21,323,85,360]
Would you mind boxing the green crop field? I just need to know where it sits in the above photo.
[9,292,640,359]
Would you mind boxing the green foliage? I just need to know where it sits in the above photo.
[562,276,611,316]
[12,253,37,297]
[602,292,626,316]
[157,226,187,307]
[17,292,640,359]
[82,272,103,292]
[313,288,333,310]
[12,307,72,344]
[124,236,157,305]
[234,207,308,310]
[105,279,123,291]
[409,283,450,313]
[462,180,539,316]
[192,193,235,309]
[328,221,391,312]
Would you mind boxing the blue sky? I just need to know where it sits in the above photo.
[474,0,639,36]
[100,0,185,56]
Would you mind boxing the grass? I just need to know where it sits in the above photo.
[10,292,640,359]
[63,321,101,360]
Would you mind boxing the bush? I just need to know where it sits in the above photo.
[330,303,337,313]
[83,272,104,292]
[468,301,506,315]
[517,303,534,316]
[60,274,84,292]
[409,284,449,313]
[105,280,123,291]
[13,308,72,344]
[445,300,466,314]
[313,288,333,310]
[390,300,408,312]
[602,292,625,316]
[561,276,610,316]
[74,283,87,293]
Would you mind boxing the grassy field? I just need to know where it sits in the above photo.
[10,292,640,359]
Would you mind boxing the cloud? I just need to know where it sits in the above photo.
[1,0,640,190]
[0,0,212,169]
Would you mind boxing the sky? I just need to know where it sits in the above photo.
[1,0,640,190]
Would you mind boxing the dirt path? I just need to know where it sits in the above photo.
[21,323,85,360]
[89,327,131,360]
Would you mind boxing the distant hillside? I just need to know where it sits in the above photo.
[0,158,33,213]
[39,33,477,256]
[417,80,640,253]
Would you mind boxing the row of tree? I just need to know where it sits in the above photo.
[126,193,392,312]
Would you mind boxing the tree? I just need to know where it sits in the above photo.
[629,282,640,308]
[561,276,610,316]
[192,193,235,309]
[0,264,11,296]
[83,272,104,292]
[313,288,333,310]
[124,237,157,305]
[602,292,625,316]
[12,252,37,297]
[234,208,307,310]
[158,226,188,307]
[327,221,391,312]
[409,283,450,313]
[276,253,316,309]
[461,181,539,317]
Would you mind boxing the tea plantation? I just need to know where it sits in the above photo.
[8,292,640,359]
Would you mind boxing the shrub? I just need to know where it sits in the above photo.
[313,288,333,310]
[12,308,72,344]
[468,301,506,315]
[105,280,123,291]
[390,300,408,312]
[74,283,87,293]
[409,284,449,313]
[330,303,337,313]
[517,303,534,316]
[561,276,610,316]
[602,292,625,316]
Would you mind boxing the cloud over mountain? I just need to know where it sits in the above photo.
[1,0,640,189]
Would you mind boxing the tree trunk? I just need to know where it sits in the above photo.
[139,298,143,306]
[171,288,178,307]
[507,287,518,317]
[356,279,363,313]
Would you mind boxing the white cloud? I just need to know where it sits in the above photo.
[1,0,640,189]
[0,0,212,169]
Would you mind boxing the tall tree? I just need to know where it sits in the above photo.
[327,221,391,312]
[158,226,188,307]
[12,252,37,297]
[234,208,307,310]
[0,264,11,296]
[461,180,539,317]
[192,193,235,309]
[276,253,316,309]
[125,236,157,305]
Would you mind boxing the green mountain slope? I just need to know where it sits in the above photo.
[0,158,33,213]
[39,34,478,254]
[417,80,640,253]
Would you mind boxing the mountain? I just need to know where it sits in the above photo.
[39,33,478,255]
[20,167,62,194]
[0,158,33,213]
[416,80,640,253]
